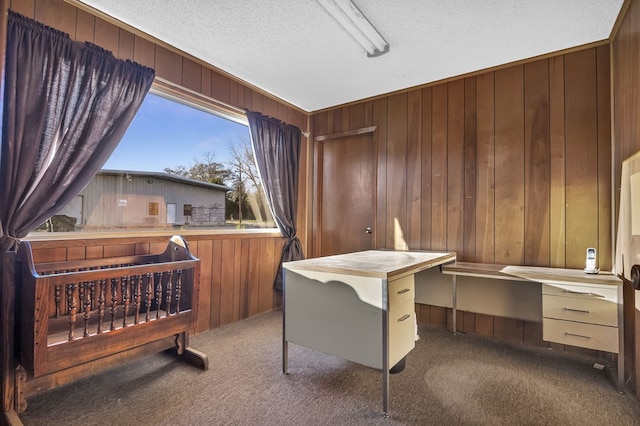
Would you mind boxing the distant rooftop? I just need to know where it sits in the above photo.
[99,169,233,192]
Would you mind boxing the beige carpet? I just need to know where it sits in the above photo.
[20,309,640,425]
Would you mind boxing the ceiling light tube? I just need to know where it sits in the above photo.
[317,0,389,57]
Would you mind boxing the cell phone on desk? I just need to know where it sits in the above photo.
[585,248,598,273]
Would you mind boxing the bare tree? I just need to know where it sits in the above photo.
[227,136,274,226]
[164,151,232,185]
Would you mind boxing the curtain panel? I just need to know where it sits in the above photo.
[246,110,303,291]
[0,11,155,253]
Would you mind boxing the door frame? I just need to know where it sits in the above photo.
[312,126,378,257]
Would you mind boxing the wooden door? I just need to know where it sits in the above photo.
[316,128,376,256]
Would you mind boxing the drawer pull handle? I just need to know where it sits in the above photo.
[398,314,411,322]
[564,307,590,314]
[397,288,410,295]
[563,290,603,298]
[564,290,591,295]
[565,332,591,339]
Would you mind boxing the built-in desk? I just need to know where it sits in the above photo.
[441,263,624,391]
[282,250,455,415]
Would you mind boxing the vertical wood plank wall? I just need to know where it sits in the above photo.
[612,0,640,397]
[310,46,612,350]
[310,47,612,270]
[8,0,305,332]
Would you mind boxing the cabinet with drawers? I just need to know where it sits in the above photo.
[388,275,416,367]
[542,283,619,352]
[503,266,624,390]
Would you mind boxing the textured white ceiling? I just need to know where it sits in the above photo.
[78,0,624,112]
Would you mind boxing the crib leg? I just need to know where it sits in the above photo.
[182,347,209,371]
[174,333,209,371]
[14,366,26,414]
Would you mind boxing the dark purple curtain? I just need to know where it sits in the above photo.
[0,12,155,253]
[246,110,303,291]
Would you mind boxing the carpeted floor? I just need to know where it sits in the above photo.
[20,309,640,425]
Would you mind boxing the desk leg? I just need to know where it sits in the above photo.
[283,340,288,374]
[382,307,389,417]
[282,313,289,374]
[452,275,457,335]
[382,368,389,417]
[618,348,624,392]
[617,286,624,392]
[282,279,289,375]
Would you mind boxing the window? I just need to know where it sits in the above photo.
[35,89,275,233]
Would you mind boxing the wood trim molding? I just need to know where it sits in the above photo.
[315,126,377,142]
[609,0,634,41]
[152,77,247,124]
[311,40,611,115]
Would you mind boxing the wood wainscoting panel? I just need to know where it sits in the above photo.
[387,93,408,249]
[549,55,566,268]
[431,85,448,251]
[447,79,465,256]
[192,239,211,333]
[475,72,496,264]
[463,77,478,262]
[494,65,525,265]
[596,44,612,272]
[523,59,551,267]
[420,87,433,250]
[564,48,599,270]
[373,98,389,251]
[94,17,119,56]
[407,90,423,250]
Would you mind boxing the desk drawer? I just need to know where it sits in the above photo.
[389,275,414,308]
[543,318,618,353]
[542,283,618,302]
[389,299,415,367]
[542,294,617,327]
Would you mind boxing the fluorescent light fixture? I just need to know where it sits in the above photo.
[317,0,389,57]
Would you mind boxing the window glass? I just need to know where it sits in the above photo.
[34,91,275,234]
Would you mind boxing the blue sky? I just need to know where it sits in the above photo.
[103,93,250,173]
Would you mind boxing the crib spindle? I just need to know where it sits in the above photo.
[67,283,77,341]
[155,272,163,319]
[110,278,118,331]
[133,274,141,325]
[78,283,84,323]
[122,276,129,328]
[90,279,96,311]
[54,285,61,318]
[175,269,182,313]
[165,271,173,316]
[97,279,106,334]
[83,282,92,337]
[145,273,153,322]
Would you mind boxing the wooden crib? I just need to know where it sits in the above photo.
[14,235,208,413]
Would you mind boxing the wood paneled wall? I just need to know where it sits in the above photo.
[27,232,285,333]
[310,46,612,271]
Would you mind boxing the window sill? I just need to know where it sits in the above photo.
[25,227,283,245]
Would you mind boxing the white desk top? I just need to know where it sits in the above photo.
[503,265,622,288]
[283,250,456,280]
